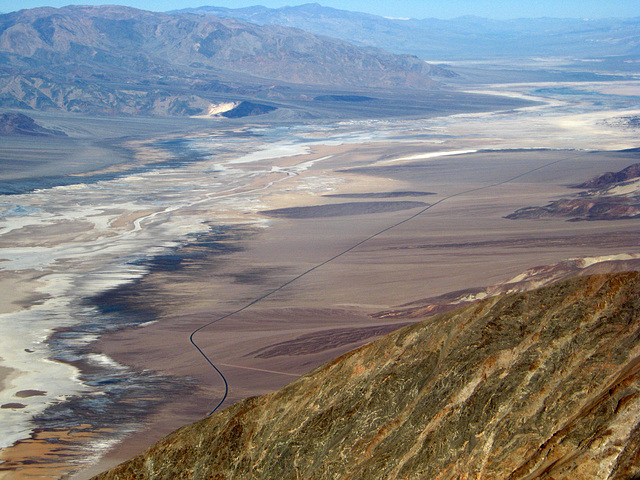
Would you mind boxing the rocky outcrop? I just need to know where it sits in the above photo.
[506,196,640,220]
[93,272,640,479]
[573,162,640,190]
[0,112,66,136]
[507,162,640,221]
[220,101,277,118]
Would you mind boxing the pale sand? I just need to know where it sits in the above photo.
[0,365,12,392]
[591,82,640,97]
[108,209,162,230]
[457,82,640,151]
[0,271,48,315]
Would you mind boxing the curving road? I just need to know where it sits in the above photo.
[190,157,563,414]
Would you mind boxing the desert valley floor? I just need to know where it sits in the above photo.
[0,80,639,479]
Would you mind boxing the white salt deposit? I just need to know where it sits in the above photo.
[602,178,640,196]
[386,149,479,163]
[573,253,640,269]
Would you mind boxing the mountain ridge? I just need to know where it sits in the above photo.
[0,6,447,116]
[176,3,640,60]
[92,271,640,479]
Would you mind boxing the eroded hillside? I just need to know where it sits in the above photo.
[93,272,640,479]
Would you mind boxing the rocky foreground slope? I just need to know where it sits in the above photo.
[94,272,640,479]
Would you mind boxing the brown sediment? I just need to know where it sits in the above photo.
[323,191,435,198]
[0,219,96,248]
[82,307,413,479]
[0,271,49,315]
[15,390,47,398]
[108,209,162,230]
[0,425,110,480]
[248,322,415,358]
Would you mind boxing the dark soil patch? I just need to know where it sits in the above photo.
[260,201,427,219]
[323,191,434,199]
[15,390,47,398]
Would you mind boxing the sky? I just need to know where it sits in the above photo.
[0,0,637,19]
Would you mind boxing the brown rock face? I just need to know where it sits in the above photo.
[506,162,640,221]
[93,272,640,480]
[574,162,640,189]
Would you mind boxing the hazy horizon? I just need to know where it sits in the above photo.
[0,0,637,20]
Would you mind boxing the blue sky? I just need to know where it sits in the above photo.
[0,1,637,19]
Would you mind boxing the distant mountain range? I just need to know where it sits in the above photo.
[0,6,449,116]
[176,3,640,60]
[3,4,635,117]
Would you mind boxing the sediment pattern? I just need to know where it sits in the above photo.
[94,272,640,479]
